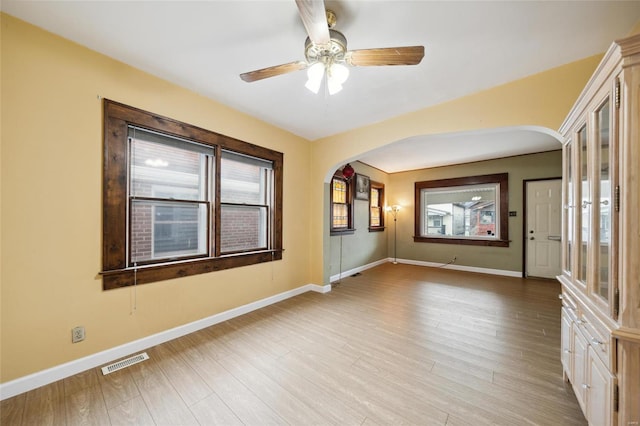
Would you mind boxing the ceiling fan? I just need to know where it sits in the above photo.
[239,0,425,95]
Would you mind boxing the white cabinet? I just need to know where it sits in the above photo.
[572,324,589,412]
[561,308,573,379]
[586,346,615,426]
[559,32,640,426]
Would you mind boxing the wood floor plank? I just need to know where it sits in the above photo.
[65,384,110,426]
[22,380,66,425]
[178,337,287,425]
[189,392,243,425]
[261,356,367,425]
[146,343,212,406]
[217,351,331,424]
[107,395,155,425]
[353,353,505,425]
[129,363,198,425]
[1,392,25,425]
[97,367,140,410]
[64,368,100,397]
[278,350,418,425]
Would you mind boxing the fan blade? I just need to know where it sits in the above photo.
[347,46,425,66]
[240,61,307,82]
[295,0,330,45]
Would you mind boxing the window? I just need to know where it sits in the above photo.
[369,181,385,231]
[102,100,283,290]
[129,127,212,264]
[414,173,509,247]
[220,151,273,254]
[330,171,354,235]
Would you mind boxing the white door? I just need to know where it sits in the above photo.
[526,179,562,278]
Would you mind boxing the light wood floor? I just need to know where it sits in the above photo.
[1,264,587,425]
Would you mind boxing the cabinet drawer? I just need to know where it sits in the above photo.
[578,311,611,368]
[560,291,578,319]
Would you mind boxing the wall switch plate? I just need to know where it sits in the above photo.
[509,211,517,217]
[72,326,85,343]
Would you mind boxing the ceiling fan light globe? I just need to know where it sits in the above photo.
[329,63,349,84]
[327,78,343,95]
[305,62,325,94]
[306,62,325,81]
[305,77,322,94]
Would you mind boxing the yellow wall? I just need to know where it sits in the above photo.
[309,54,602,284]
[0,14,312,382]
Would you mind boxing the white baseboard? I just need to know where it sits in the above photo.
[396,258,522,278]
[330,258,389,283]
[330,257,521,283]
[0,283,330,401]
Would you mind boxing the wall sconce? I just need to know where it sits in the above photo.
[385,205,401,264]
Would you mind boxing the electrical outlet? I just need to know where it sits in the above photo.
[72,326,85,343]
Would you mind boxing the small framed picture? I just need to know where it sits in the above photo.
[355,174,370,201]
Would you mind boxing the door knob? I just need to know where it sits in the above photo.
[529,230,534,234]
[530,237,535,240]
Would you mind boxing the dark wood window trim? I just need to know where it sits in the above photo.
[102,100,283,290]
[330,170,355,236]
[414,173,509,247]
[369,180,385,232]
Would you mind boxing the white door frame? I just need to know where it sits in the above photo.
[523,177,562,279]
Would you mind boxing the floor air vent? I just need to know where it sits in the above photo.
[101,352,149,375]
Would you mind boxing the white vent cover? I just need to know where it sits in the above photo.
[101,352,149,375]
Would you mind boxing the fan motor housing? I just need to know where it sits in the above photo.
[304,29,347,64]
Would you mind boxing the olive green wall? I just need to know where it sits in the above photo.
[385,150,562,273]
[329,162,389,279]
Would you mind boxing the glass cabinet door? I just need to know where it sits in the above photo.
[595,100,611,303]
[563,141,573,276]
[577,125,590,287]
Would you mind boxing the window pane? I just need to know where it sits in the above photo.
[333,204,348,228]
[130,127,211,201]
[370,206,381,227]
[332,179,347,204]
[371,188,379,207]
[421,185,498,238]
[131,201,208,263]
[221,151,272,204]
[220,205,268,252]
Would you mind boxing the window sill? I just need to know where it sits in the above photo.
[413,236,510,247]
[101,249,283,290]
[330,228,355,236]
[368,227,386,233]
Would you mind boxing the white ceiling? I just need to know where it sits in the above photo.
[3,1,640,172]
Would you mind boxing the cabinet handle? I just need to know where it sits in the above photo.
[600,199,609,206]
[582,200,592,208]
[575,319,586,325]
[563,349,572,354]
[564,205,575,209]
[558,294,564,300]
[591,338,603,346]
[582,384,590,389]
